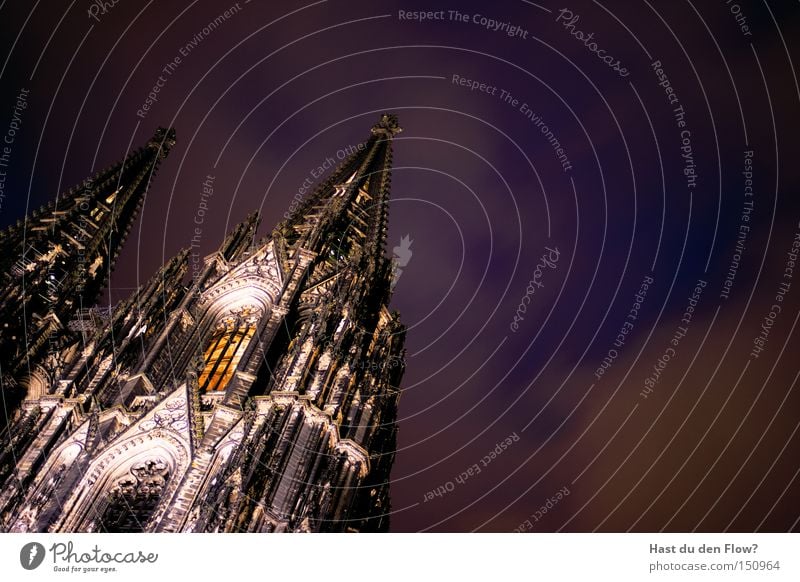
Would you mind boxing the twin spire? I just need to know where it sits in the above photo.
[276,113,401,269]
[0,127,175,375]
[0,115,400,378]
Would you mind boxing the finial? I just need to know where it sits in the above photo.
[371,113,402,137]
[148,127,177,157]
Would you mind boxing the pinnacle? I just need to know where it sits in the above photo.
[148,127,177,157]
[371,113,402,137]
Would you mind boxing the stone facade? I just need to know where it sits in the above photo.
[0,115,406,532]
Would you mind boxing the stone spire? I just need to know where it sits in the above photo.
[0,128,176,379]
[279,114,401,272]
[0,118,406,533]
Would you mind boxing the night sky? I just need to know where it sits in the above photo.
[1,0,799,532]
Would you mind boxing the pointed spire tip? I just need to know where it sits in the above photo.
[372,113,402,137]
[148,127,177,157]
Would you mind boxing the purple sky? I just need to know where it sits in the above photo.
[1,0,799,532]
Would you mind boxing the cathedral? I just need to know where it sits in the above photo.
[0,114,406,532]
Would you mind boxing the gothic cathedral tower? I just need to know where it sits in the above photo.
[0,128,176,421]
[0,114,406,533]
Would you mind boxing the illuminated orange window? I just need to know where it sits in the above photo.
[198,318,256,393]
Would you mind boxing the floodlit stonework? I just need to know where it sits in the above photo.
[0,115,406,532]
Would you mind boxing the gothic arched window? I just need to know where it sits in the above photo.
[99,458,170,533]
[198,307,259,393]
